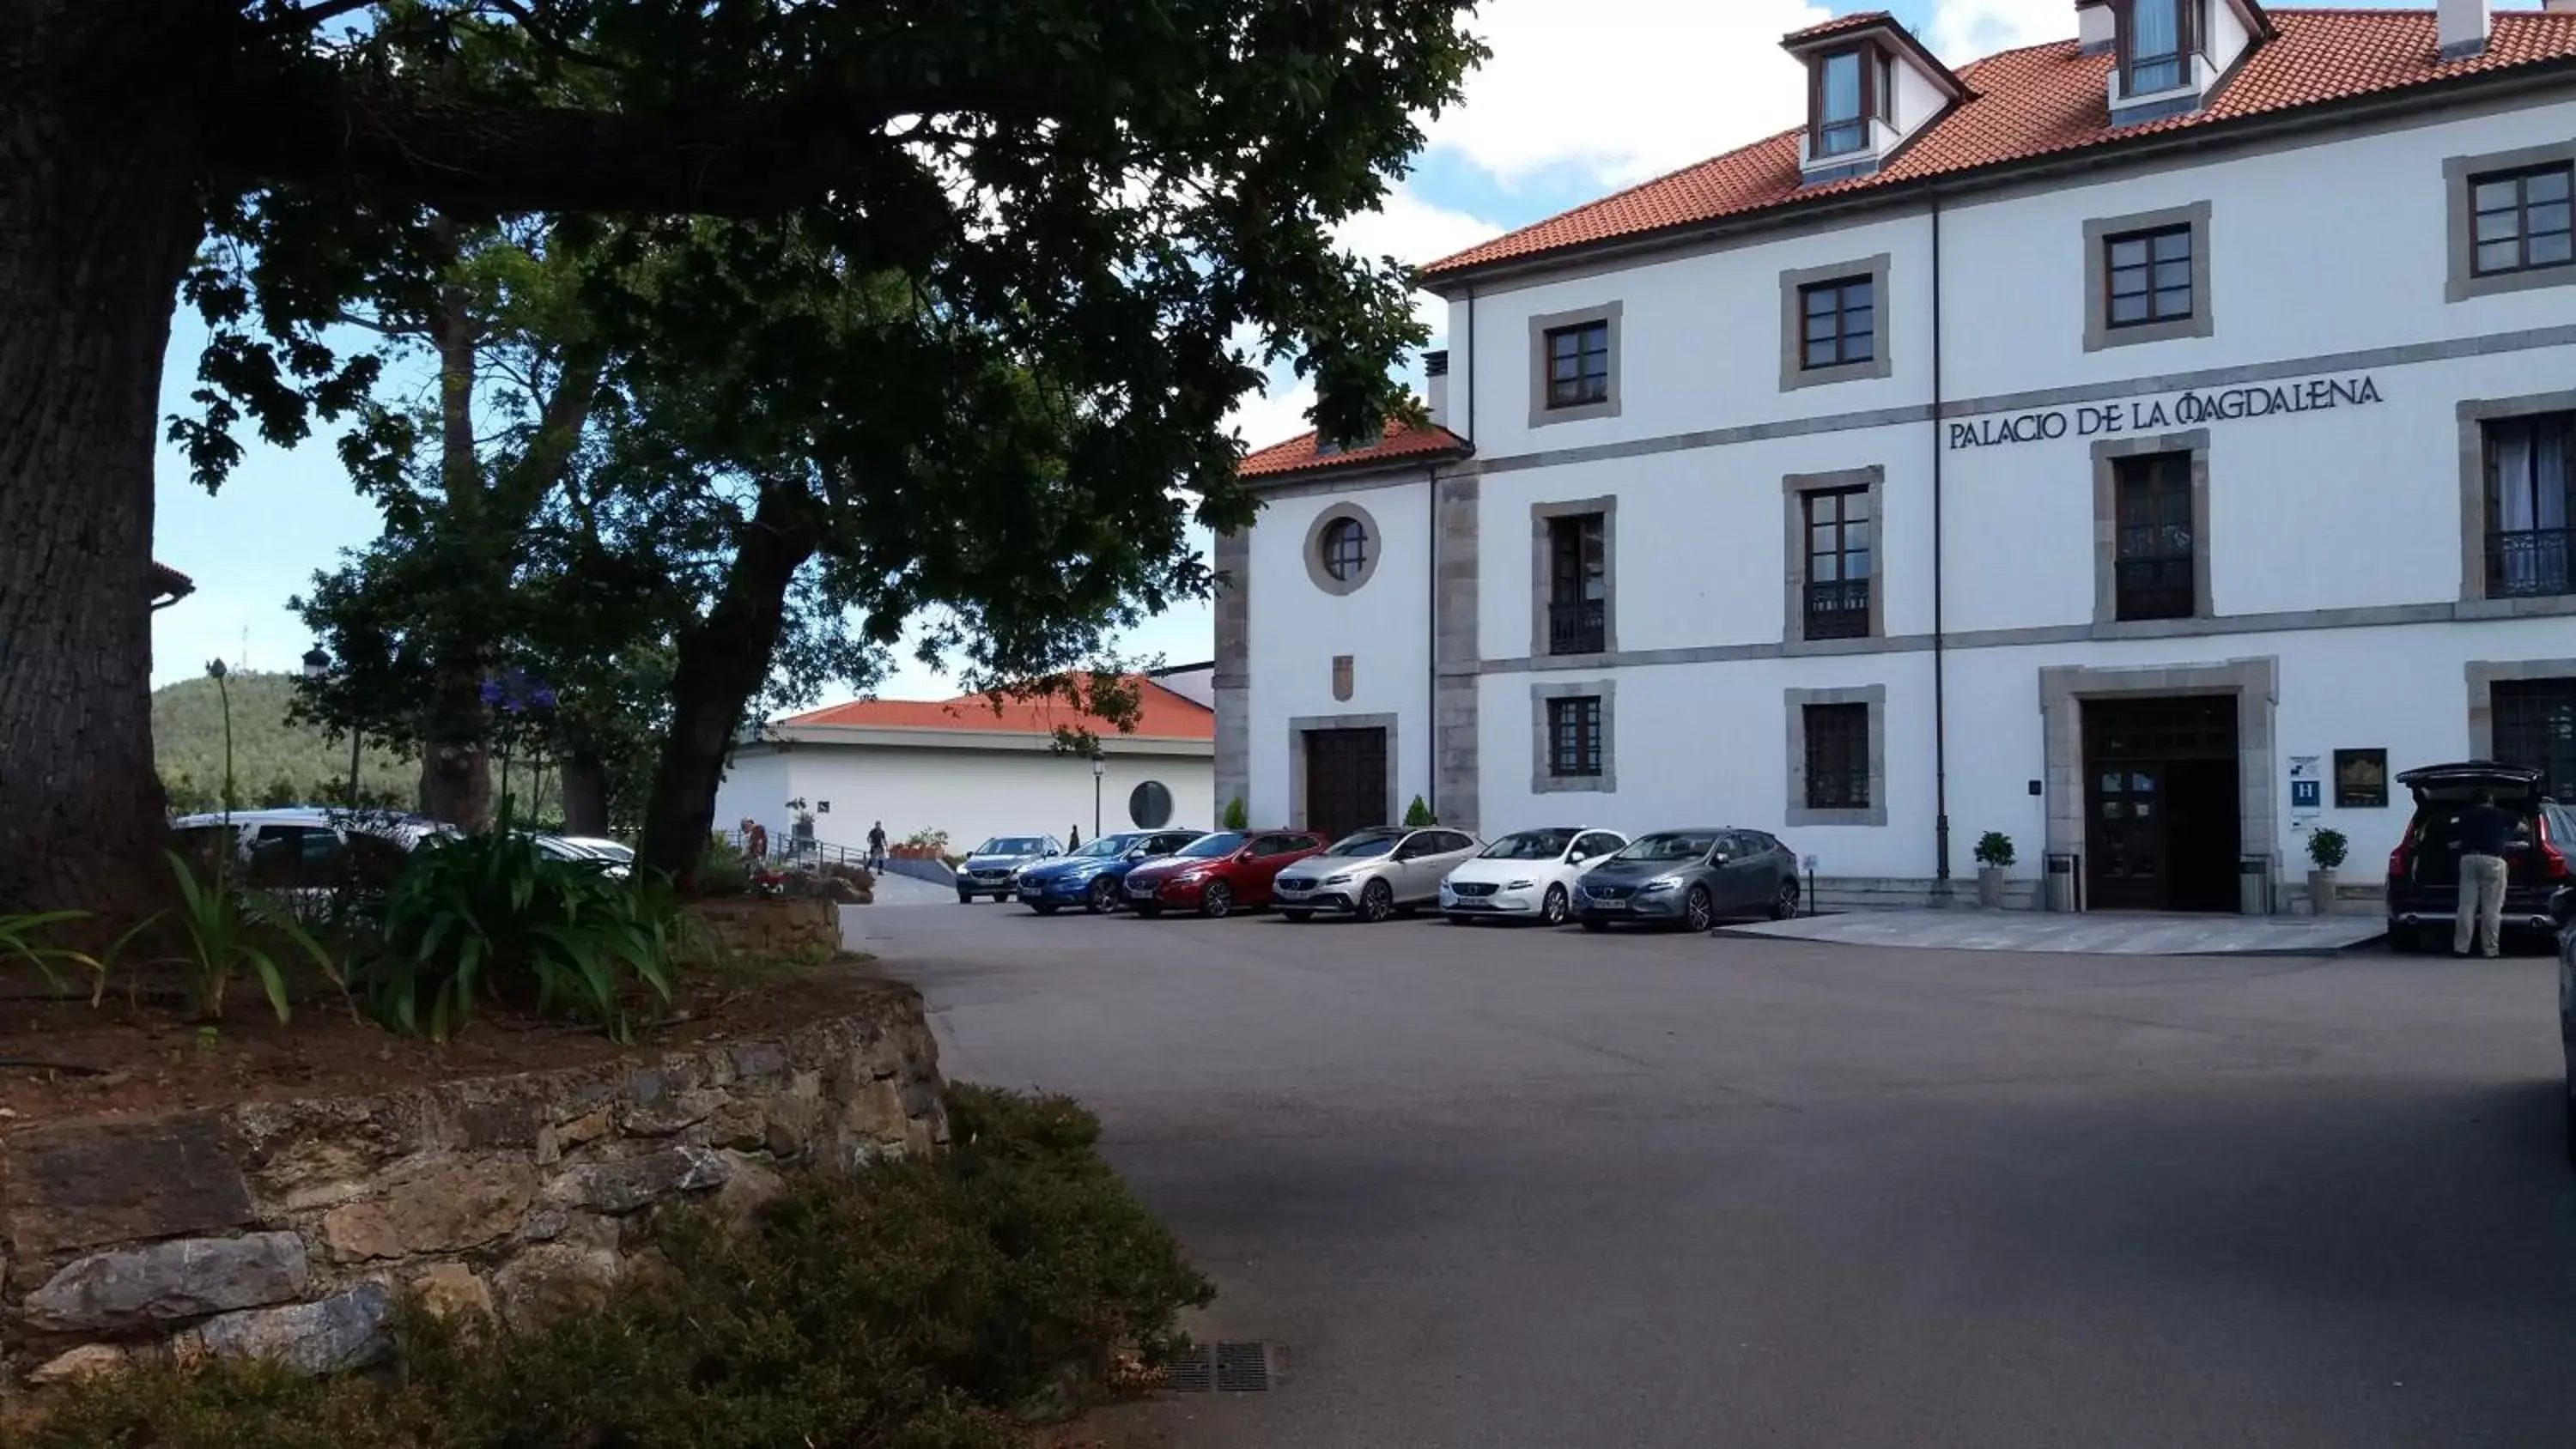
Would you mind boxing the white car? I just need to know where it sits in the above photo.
[556,835,635,866]
[1438,826,1630,927]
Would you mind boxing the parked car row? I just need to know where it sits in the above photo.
[170,808,635,892]
[976,822,1804,932]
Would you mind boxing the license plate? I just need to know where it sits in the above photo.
[1127,880,1153,894]
[1588,898,1627,911]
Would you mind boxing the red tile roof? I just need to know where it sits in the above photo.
[1424,8,2576,280]
[1239,415,1470,480]
[1783,9,1895,45]
[147,561,193,603]
[782,675,1213,742]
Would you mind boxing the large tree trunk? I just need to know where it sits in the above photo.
[635,487,819,879]
[0,21,204,917]
[415,264,495,828]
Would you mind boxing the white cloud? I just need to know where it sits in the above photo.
[1225,373,1318,452]
[1928,0,2075,63]
[1334,185,1504,336]
[1425,0,1832,188]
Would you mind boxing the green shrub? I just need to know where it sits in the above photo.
[164,852,336,1022]
[19,1086,1209,1449]
[1219,796,1248,831]
[694,834,751,896]
[1401,794,1436,828]
[2307,827,2348,870]
[362,832,686,1041]
[1972,832,2016,869]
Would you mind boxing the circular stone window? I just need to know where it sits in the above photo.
[1127,779,1175,828]
[1303,502,1382,596]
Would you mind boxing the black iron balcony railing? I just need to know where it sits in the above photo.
[1548,598,1606,655]
[1803,578,1871,640]
[2488,527,2575,599]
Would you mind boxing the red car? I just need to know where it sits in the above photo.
[1121,828,1328,919]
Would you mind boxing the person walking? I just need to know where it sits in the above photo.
[2453,789,2513,958]
[866,820,889,870]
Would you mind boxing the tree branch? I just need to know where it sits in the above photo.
[216,71,1039,218]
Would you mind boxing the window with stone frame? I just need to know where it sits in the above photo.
[1802,702,1870,809]
[1546,695,1604,779]
[2483,412,2575,598]
[2112,452,2196,621]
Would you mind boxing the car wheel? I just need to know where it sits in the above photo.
[956,890,974,906]
[1686,885,1714,932]
[1771,877,1800,922]
[2386,921,2417,954]
[1032,903,1058,916]
[1201,881,1235,919]
[1580,918,1609,933]
[1085,877,1119,914]
[1283,909,1312,924]
[1360,879,1395,924]
[1540,885,1570,926]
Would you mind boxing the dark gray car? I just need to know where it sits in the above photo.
[1571,828,1801,932]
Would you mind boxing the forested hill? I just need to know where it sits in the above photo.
[152,671,413,811]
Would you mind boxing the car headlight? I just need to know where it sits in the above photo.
[1321,872,1354,886]
[1504,879,1536,891]
[1637,878,1680,894]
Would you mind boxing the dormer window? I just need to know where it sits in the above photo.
[1783,15,1967,183]
[2120,0,2196,96]
[1811,45,1898,160]
[1815,48,1868,158]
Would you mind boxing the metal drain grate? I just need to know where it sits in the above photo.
[1166,1342,1273,1393]
[1215,1340,1272,1392]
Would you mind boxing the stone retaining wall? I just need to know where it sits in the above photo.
[684,896,844,964]
[0,980,945,1391]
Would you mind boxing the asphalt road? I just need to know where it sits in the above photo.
[867,899,2576,1449]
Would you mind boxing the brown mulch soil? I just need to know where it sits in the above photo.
[0,959,895,1126]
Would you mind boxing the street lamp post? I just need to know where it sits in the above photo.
[1091,753,1105,839]
[303,646,361,809]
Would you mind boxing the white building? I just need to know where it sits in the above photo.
[1218,1,2576,912]
[718,675,1214,857]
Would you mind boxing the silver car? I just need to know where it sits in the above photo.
[1274,826,1483,924]
[956,834,1064,903]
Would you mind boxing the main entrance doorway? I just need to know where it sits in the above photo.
[1303,727,1388,845]
[2082,695,2241,912]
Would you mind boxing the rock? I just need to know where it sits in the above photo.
[622,1086,726,1137]
[548,1147,730,1215]
[701,1100,769,1151]
[4,1114,253,1256]
[728,1042,789,1082]
[22,1232,309,1332]
[228,1097,426,1210]
[841,1078,909,1141]
[321,1158,538,1260]
[714,1155,787,1226]
[762,1118,807,1161]
[490,1244,620,1326]
[27,1344,130,1387]
[554,1105,613,1149]
[195,1283,392,1375]
[407,1261,494,1321]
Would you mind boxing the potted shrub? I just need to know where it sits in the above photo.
[2306,827,2348,917]
[1972,831,2015,909]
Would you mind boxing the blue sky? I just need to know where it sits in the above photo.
[149,0,2486,700]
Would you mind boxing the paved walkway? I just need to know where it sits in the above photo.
[1717,908,2386,955]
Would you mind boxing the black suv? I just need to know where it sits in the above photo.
[2385,762,2575,953]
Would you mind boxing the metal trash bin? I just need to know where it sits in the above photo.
[2044,853,2080,913]
[2239,854,2273,917]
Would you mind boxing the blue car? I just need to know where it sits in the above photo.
[1016,828,1206,914]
